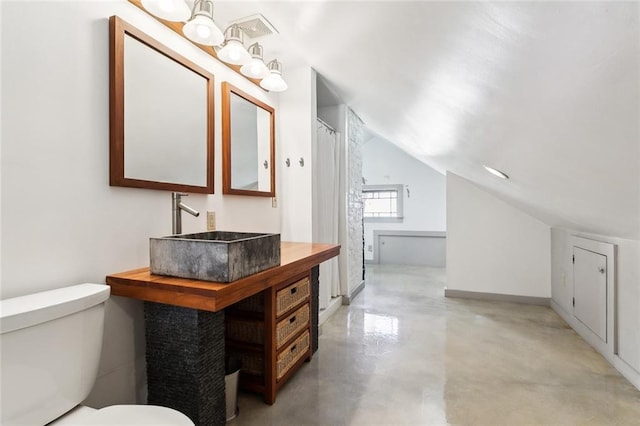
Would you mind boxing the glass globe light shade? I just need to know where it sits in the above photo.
[141,0,191,21]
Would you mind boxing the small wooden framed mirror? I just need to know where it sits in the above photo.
[109,16,214,193]
[222,82,275,197]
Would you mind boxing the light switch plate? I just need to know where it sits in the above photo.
[272,197,277,208]
[206,211,216,231]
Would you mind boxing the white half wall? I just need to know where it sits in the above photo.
[362,136,446,262]
[446,172,551,298]
[1,0,291,408]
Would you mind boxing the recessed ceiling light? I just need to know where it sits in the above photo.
[483,165,509,179]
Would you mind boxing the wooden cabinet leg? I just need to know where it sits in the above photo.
[264,288,276,405]
[310,266,320,354]
[263,392,276,405]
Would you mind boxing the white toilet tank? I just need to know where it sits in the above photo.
[0,284,110,425]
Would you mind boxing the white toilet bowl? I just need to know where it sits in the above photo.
[0,284,194,426]
[52,405,193,425]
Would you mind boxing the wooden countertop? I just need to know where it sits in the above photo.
[106,242,340,312]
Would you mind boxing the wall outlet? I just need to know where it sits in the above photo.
[272,197,277,208]
[206,211,216,231]
[367,245,373,252]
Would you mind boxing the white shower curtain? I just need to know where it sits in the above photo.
[315,120,341,309]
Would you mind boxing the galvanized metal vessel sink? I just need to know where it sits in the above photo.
[150,231,281,282]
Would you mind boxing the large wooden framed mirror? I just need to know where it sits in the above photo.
[109,16,214,193]
[222,82,275,197]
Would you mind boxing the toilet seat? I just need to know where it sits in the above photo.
[52,404,194,425]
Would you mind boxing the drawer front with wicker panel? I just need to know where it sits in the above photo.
[226,318,264,345]
[276,303,310,349]
[276,277,310,317]
[276,330,310,381]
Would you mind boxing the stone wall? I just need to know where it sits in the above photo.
[346,108,364,295]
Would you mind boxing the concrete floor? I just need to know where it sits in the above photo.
[232,264,640,425]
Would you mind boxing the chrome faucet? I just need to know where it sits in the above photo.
[172,192,199,235]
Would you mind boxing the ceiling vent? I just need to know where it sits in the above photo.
[228,14,278,39]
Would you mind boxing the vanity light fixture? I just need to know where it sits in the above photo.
[260,59,288,92]
[483,165,509,179]
[140,0,191,21]
[182,0,225,46]
[217,24,252,65]
[136,0,288,91]
[240,43,270,79]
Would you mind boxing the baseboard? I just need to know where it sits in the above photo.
[612,354,640,392]
[551,300,640,391]
[550,300,610,359]
[444,289,550,306]
[319,296,342,326]
[342,280,365,305]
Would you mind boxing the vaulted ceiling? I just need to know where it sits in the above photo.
[216,1,639,240]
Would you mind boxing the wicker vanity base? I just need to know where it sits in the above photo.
[226,267,320,405]
[107,242,338,425]
[142,266,320,424]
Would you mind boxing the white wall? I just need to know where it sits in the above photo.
[317,105,345,132]
[0,1,3,285]
[551,228,640,382]
[0,1,297,407]
[446,172,551,298]
[277,63,315,242]
[362,136,446,262]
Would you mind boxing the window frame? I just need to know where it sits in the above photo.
[362,184,404,223]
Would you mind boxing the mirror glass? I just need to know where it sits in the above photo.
[110,16,214,193]
[222,82,275,197]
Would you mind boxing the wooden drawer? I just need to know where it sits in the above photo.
[276,303,310,349]
[276,277,310,317]
[276,330,310,381]
[226,317,264,345]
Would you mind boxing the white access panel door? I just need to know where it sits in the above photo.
[573,246,607,342]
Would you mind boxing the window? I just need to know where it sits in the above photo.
[362,184,403,222]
